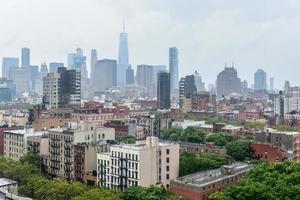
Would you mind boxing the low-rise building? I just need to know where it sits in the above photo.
[255,129,300,161]
[179,142,227,155]
[250,142,288,162]
[3,128,46,160]
[48,123,115,180]
[97,137,179,189]
[170,163,252,200]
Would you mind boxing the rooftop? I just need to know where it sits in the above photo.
[4,129,46,137]
[0,178,17,187]
[175,162,252,187]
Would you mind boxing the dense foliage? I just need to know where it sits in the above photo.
[0,155,178,200]
[116,135,136,144]
[161,126,205,143]
[209,162,300,200]
[121,186,182,200]
[179,152,233,176]
[206,132,236,146]
[226,140,250,161]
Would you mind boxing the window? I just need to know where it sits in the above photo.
[166,166,169,171]
[166,174,169,180]
[166,157,170,163]
[166,149,170,155]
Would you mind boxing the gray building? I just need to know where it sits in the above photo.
[21,47,30,68]
[179,75,197,108]
[94,59,117,93]
[90,49,98,87]
[169,47,179,96]
[49,62,64,73]
[254,69,267,91]
[137,65,154,97]
[10,67,29,96]
[157,72,171,109]
[0,78,15,102]
[216,65,242,98]
[2,57,19,79]
[126,65,134,85]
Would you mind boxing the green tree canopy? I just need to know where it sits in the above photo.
[226,141,250,161]
[206,132,236,146]
[179,152,233,176]
[209,162,300,200]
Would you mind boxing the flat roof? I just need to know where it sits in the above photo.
[4,129,46,137]
[0,178,17,187]
[175,163,252,187]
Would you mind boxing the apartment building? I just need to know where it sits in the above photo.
[255,129,300,161]
[48,123,115,180]
[3,128,46,160]
[97,137,179,189]
[170,163,252,200]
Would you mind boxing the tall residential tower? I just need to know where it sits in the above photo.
[169,47,179,97]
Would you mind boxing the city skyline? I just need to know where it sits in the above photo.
[1,0,300,88]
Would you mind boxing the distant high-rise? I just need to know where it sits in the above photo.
[49,62,64,73]
[43,67,81,108]
[241,80,248,94]
[10,67,29,96]
[29,65,39,92]
[193,70,205,92]
[93,59,117,92]
[179,75,197,108]
[0,78,16,102]
[21,48,30,68]
[2,57,19,78]
[169,47,179,96]
[68,47,88,99]
[40,62,48,77]
[254,69,267,91]
[216,65,242,98]
[137,65,154,97]
[157,72,170,109]
[126,65,134,85]
[118,20,129,85]
[270,77,274,92]
[90,49,98,86]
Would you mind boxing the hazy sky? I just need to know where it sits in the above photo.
[1,0,300,89]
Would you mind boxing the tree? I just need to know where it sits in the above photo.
[209,162,300,200]
[226,141,250,161]
[73,188,120,200]
[116,135,136,144]
[121,186,182,200]
[183,126,205,143]
[179,152,232,176]
[206,133,236,146]
[20,152,42,169]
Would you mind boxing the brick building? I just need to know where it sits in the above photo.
[250,143,288,162]
[170,163,252,200]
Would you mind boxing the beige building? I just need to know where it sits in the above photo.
[3,128,46,160]
[97,137,179,189]
[48,122,115,180]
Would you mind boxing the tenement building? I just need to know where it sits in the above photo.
[97,137,179,189]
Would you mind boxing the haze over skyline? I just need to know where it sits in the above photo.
[1,0,300,88]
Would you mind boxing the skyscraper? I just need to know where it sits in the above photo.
[40,62,48,77]
[254,69,267,91]
[216,65,242,98]
[157,72,171,109]
[169,47,179,97]
[126,65,134,85]
[179,75,197,108]
[29,65,39,92]
[93,59,117,92]
[118,20,129,85]
[193,70,205,92]
[136,65,154,97]
[270,77,274,92]
[21,48,30,68]
[2,57,19,78]
[68,47,88,99]
[90,49,98,87]
[49,62,64,73]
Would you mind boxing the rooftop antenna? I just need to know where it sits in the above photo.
[225,62,227,68]
[232,62,235,68]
